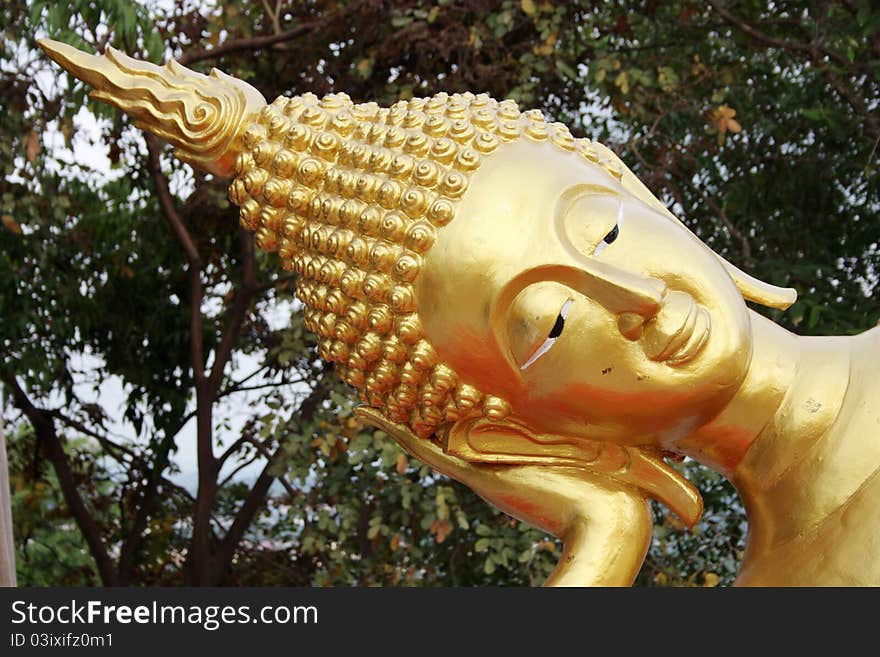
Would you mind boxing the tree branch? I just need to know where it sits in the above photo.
[226,363,271,389]
[48,410,194,501]
[48,409,136,461]
[178,23,313,67]
[218,452,263,489]
[176,0,366,67]
[697,186,752,260]
[707,1,849,69]
[248,437,300,501]
[209,374,332,584]
[666,160,753,260]
[708,2,879,141]
[820,68,880,139]
[260,0,283,36]
[116,441,174,585]
[146,136,206,386]
[3,375,118,585]
[145,137,202,269]
[206,226,259,398]
[217,435,252,469]
[218,377,305,400]
[146,139,217,583]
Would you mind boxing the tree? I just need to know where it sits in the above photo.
[2,0,339,585]
[1,0,877,586]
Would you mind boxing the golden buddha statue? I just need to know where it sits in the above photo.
[39,39,880,586]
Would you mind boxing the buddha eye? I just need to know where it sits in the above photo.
[593,201,624,256]
[520,299,573,371]
[602,224,619,244]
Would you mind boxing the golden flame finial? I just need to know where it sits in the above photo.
[37,38,266,177]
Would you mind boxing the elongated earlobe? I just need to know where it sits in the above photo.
[608,155,798,311]
[719,258,797,310]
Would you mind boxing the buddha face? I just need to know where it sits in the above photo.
[416,139,753,447]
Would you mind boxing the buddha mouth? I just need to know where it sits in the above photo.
[641,290,711,366]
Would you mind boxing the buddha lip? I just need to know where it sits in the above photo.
[642,291,710,365]
[654,301,698,362]
[666,307,711,366]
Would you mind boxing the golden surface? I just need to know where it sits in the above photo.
[39,38,880,586]
[39,39,265,177]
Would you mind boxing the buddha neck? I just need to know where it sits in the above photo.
[677,310,852,485]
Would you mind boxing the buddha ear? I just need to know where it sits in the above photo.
[610,157,798,311]
[656,202,798,311]
[718,257,797,311]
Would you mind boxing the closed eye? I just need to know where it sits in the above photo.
[593,201,624,256]
[520,299,573,371]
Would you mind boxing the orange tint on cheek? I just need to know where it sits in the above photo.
[443,331,525,401]
[520,380,711,431]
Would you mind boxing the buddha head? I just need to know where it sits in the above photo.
[228,89,796,448]
[40,39,797,531]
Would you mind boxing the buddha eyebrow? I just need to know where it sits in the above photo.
[555,184,621,222]
[520,299,573,371]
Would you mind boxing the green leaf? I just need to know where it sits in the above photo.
[390,14,413,28]
[658,66,679,92]
[556,59,576,79]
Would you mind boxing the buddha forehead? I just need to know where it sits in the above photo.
[427,137,624,265]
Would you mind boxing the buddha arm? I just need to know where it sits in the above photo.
[542,484,652,587]
[357,407,653,586]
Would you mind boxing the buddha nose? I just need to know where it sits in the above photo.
[598,267,668,319]
[510,261,667,324]
[557,260,667,319]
